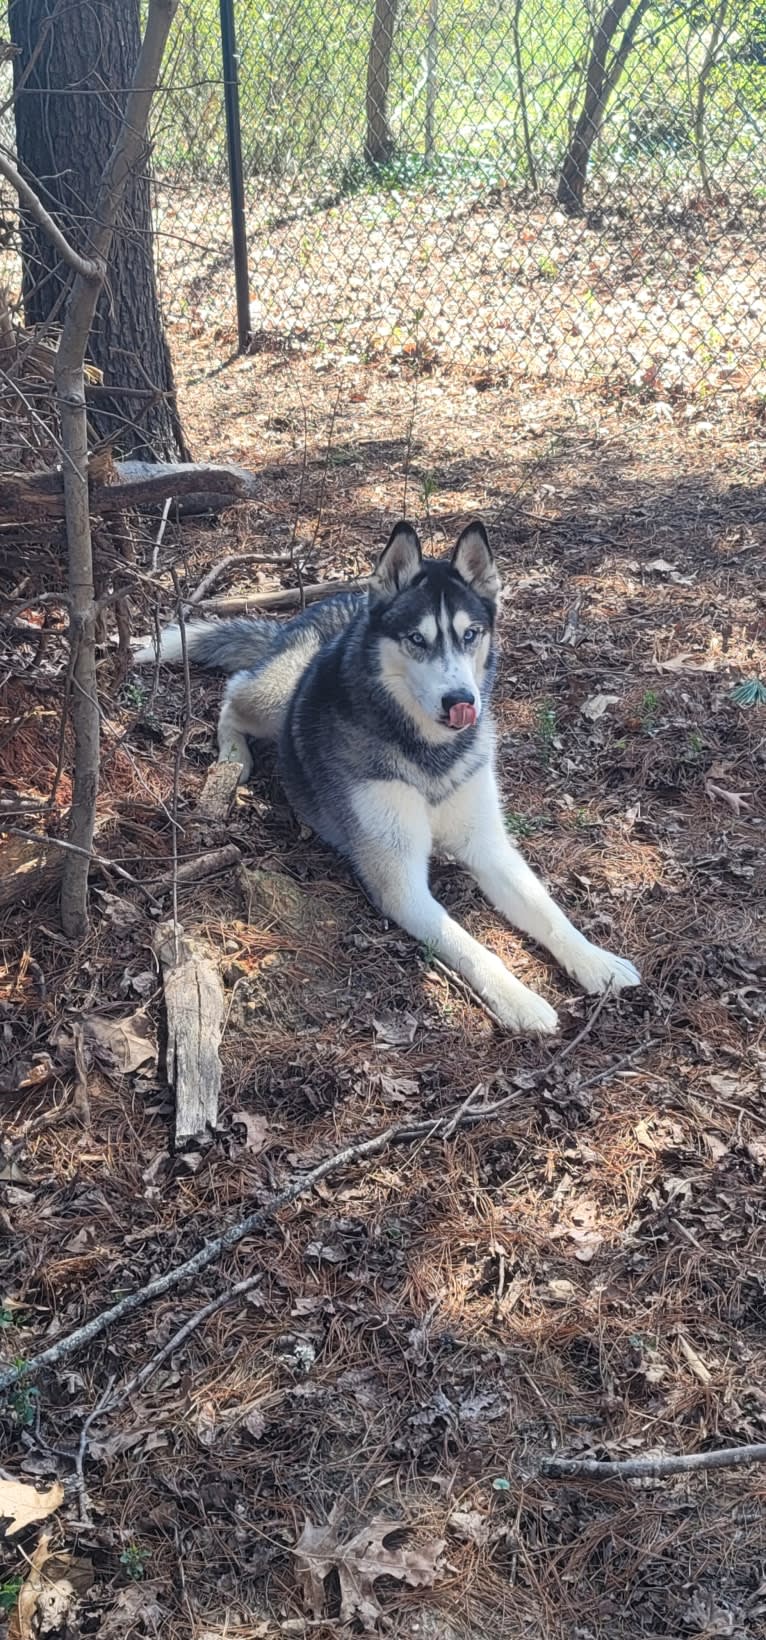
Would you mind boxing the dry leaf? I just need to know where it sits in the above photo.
[547,1279,576,1301]
[651,652,717,673]
[243,1406,267,1440]
[0,1479,64,1538]
[82,1008,157,1076]
[230,1110,271,1154]
[97,1584,164,1637]
[705,781,750,817]
[194,1400,218,1448]
[449,1507,490,1546]
[580,692,620,721]
[95,891,145,930]
[634,1118,657,1150]
[293,1505,444,1630]
[677,1332,713,1386]
[9,1532,51,1640]
[568,1226,603,1262]
[373,1013,419,1047]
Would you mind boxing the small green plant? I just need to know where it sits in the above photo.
[535,701,558,755]
[731,678,766,708]
[686,730,703,759]
[120,1545,150,1582]
[0,1302,16,1328]
[0,1577,23,1614]
[9,1360,38,1429]
[420,938,438,966]
[641,689,659,727]
[505,811,537,839]
[121,679,147,709]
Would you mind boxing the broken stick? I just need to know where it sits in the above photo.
[153,920,225,1145]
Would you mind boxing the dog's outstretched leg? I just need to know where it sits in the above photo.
[435,767,640,996]
[350,780,559,1036]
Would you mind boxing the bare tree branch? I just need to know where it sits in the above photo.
[0,146,98,280]
[542,1442,766,1481]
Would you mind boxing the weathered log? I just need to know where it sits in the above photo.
[154,920,225,1146]
[0,456,259,522]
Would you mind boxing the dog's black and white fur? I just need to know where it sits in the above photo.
[136,521,640,1034]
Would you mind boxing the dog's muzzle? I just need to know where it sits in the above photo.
[441,689,477,730]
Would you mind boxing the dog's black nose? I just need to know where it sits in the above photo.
[441,688,475,713]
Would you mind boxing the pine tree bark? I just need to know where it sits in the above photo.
[9,0,188,462]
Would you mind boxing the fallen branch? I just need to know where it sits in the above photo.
[0,1095,524,1395]
[0,825,162,909]
[188,551,294,604]
[0,457,260,521]
[150,842,242,892]
[541,1442,766,1481]
[197,576,369,615]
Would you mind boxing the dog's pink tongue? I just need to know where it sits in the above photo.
[449,701,477,729]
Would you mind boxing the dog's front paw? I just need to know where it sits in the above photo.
[488,976,559,1036]
[218,739,252,782]
[566,942,641,996]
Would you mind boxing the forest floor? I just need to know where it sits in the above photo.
[1,333,765,1639]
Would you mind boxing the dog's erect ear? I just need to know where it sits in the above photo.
[371,521,423,598]
[451,521,500,604]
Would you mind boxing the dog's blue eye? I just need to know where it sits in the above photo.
[463,626,480,644]
[408,631,427,648]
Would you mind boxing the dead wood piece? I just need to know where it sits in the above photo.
[0,834,59,908]
[542,1441,766,1482]
[151,842,241,892]
[154,920,225,1145]
[0,457,260,522]
[195,762,242,824]
[198,576,369,615]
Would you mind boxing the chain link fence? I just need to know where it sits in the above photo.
[148,0,766,393]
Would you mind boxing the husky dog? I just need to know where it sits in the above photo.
[135,522,639,1034]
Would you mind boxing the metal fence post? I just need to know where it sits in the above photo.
[219,0,250,352]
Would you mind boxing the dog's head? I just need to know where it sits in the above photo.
[369,520,500,740]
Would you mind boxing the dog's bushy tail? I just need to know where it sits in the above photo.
[134,616,280,676]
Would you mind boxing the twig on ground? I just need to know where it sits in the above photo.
[151,495,172,574]
[545,982,613,1069]
[0,826,163,909]
[0,1093,535,1396]
[188,552,292,604]
[577,1038,661,1090]
[169,566,192,948]
[149,843,242,892]
[74,1375,115,1524]
[542,1441,766,1481]
[197,576,368,616]
[107,1277,263,1414]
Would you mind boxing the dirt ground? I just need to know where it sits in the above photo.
[2,336,766,1639]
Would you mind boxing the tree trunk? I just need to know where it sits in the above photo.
[556,0,649,214]
[9,0,188,462]
[365,0,399,166]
